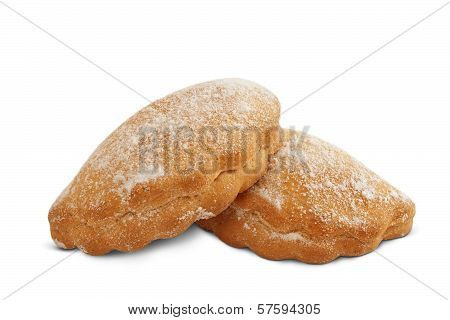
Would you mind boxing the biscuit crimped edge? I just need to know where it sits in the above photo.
[198,129,415,264]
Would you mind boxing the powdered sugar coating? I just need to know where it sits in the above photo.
[48,79,281,255]
[246,131,413,235]
[198,129,415,263]
[50,79,279,218]
[178,207,216,221]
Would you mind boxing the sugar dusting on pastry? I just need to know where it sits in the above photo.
[178,207,216,221]
[49,79,281,255]
[247,130,414,230]
[53,79,279,210]
[198,129,415,263]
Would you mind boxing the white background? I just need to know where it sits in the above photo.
[0,0,449,319]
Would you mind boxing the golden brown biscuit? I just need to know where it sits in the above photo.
[49,79,281,255]
[198,129,415,264]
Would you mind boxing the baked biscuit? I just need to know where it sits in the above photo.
[49,79,281,255]
[198,129,415,263]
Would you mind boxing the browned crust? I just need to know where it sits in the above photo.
[198,130,415,264]
[48,79,281,255]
